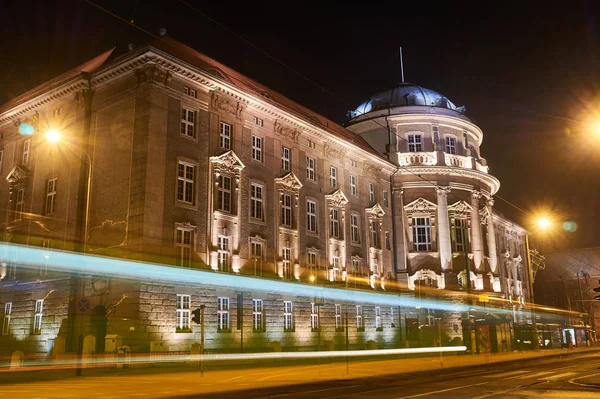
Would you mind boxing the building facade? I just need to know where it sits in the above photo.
[0,37,533,356]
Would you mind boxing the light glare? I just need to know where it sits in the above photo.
[45,129,61,143]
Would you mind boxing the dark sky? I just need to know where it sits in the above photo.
[1,0,599,249]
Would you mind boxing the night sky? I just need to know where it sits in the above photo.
[1,0,599,249]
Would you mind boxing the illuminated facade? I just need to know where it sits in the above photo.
[0,38,531,355]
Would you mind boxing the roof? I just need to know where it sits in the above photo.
[0,48,115,115]
[349,83,465,118]
[146,37,384,160]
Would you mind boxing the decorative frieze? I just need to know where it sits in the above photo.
[134,64,172,86]
[273,121,301,143]
[323,143,346,162]
[210,92,244,119]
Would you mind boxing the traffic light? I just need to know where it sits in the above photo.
[191,308,201,324]
[593,280,600,300]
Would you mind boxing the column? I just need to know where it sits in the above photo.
[486,198,497,273]
[436,187,452,270]
[470,191,483,270]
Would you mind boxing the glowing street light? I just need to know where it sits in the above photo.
[45,129,61,143]
[536,216,552,231]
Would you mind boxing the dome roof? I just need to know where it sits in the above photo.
[350,83,465,117]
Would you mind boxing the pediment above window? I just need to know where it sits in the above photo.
[248,234,267,244]
[404,197,437,213]
[6,164,32,185]
[325,189,348,208]
[366,203,385,220]
[210,151,245,175]
[448,200,473,216]
[275,172,303,193]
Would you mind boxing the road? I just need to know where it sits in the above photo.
[0,350,599,398]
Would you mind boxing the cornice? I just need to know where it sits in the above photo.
[397,166,500,195]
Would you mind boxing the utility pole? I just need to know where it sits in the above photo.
[345,303,349,375]
[525,234,539,350]
[463,233,474,354]
[576,271,590,346]
[200,305,205,376]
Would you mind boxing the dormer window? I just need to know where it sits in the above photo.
[407,134,422,152]
[445,137,456,155]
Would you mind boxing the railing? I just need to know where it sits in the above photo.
[398,152,437,166]
[398,151,488,174]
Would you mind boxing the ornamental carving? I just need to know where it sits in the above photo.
[325,189,349,208]
[365,203,385,221]
[134,64,172,86]
[404,197,437,213]
[435,186,451,197]
[323,143,346,162]
[6,165,32,185]
[448,200,472,216]
[471,190,483,201]
[12,110,40,130]
[273,121,300,143]
[363,162,382,177]
[211,92,244,119]
[274,172,303,193]
[210,151,245,175]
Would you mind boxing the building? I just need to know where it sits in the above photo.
[0,36,535,356]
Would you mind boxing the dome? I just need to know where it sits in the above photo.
[349,83,465,118]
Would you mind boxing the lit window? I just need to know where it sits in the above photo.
[45,178,57,215]
[446,136,456,154]
[350,175,357,196]
[352,259,360,275]
[2,302,12,335]
[250,183,263,220]
[177,162,195,204]
[370,220,380,248]
[413,217,432,251]
[176,227,193,267]
[281,146,291,171]
[307,200,317,233]
[330,166,337,188]
[33,299,43,334]
[311,303,319,330]
[385,232,391,250]
[375,306,381,329]
[252,116,263,127]
[219,122,232,149]
[14,189,25,221]
[369,183,375,203]
[308,251,318,277]
[252,299,263,331]
[22,139,30,164]
[176,294,191,331]
[280,194,292,227]
[351,214,360,244]
[356,305,363,330]
[454,218,468,252]
[282,247,292,279]
[217,175,232,212]
[408,134,422,152]
[330,208,340,238]
[184,86,189,95]
[217,297,230,330]
[217,236,230,272]
[250,241,263,276]
[306,157,315,181]
[383,191,388,207]
[252,136,263,162]
[335,304,342,330]
[284,301,294,331]
[180,108,196,138]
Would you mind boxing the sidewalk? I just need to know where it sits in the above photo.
[1,347,599,398]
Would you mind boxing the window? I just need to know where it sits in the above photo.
[330,208,340,238]
[250,241,263,276]
[280,194,292,227]
[311,303,319,330]
[33,299,43,334]
[52,107,63,117]
[252,299,263,331]
[413,217,432,251]
[217,297,230,331]
[281,146,291,171]
[356,305,363,330]
[370,221,380,248]
[331,257,341,282]
[408,134,422,152]
[308,251,318,277]
[217,236,230,272]
[251,136,263,162]
[22,139,30,164]
[307,200,317,233]
[180,108,195,138]
[176,227,193,267]
[252,116,263,127]
[176,294,191,331]
[383,191,388,207]
[184,87,196,98]
[177,162,195,204]
[330,166,337,188]
[306,157,315,181]
[219,122,232,149]
[335,304,343,330]
[350,175,357,196]
[307,140,316,149]
[282,247,292,279]
[385,232,391,250]
[2,302,11,335]
[250,183,263,220]
[351,214,360,243]
[15,189,24,220]
[446,136,456,154]
[369,183,375,203]
[0,150,3,172]
[454,218,468,252]
[284,301,294,331]
[375,307,382,329]
[351,259,360,275]
[217,175,232,212]
[45,178,57,215]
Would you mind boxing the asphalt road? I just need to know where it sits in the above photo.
[187,352,600,399]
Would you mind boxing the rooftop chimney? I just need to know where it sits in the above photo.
[158,28,167,37]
